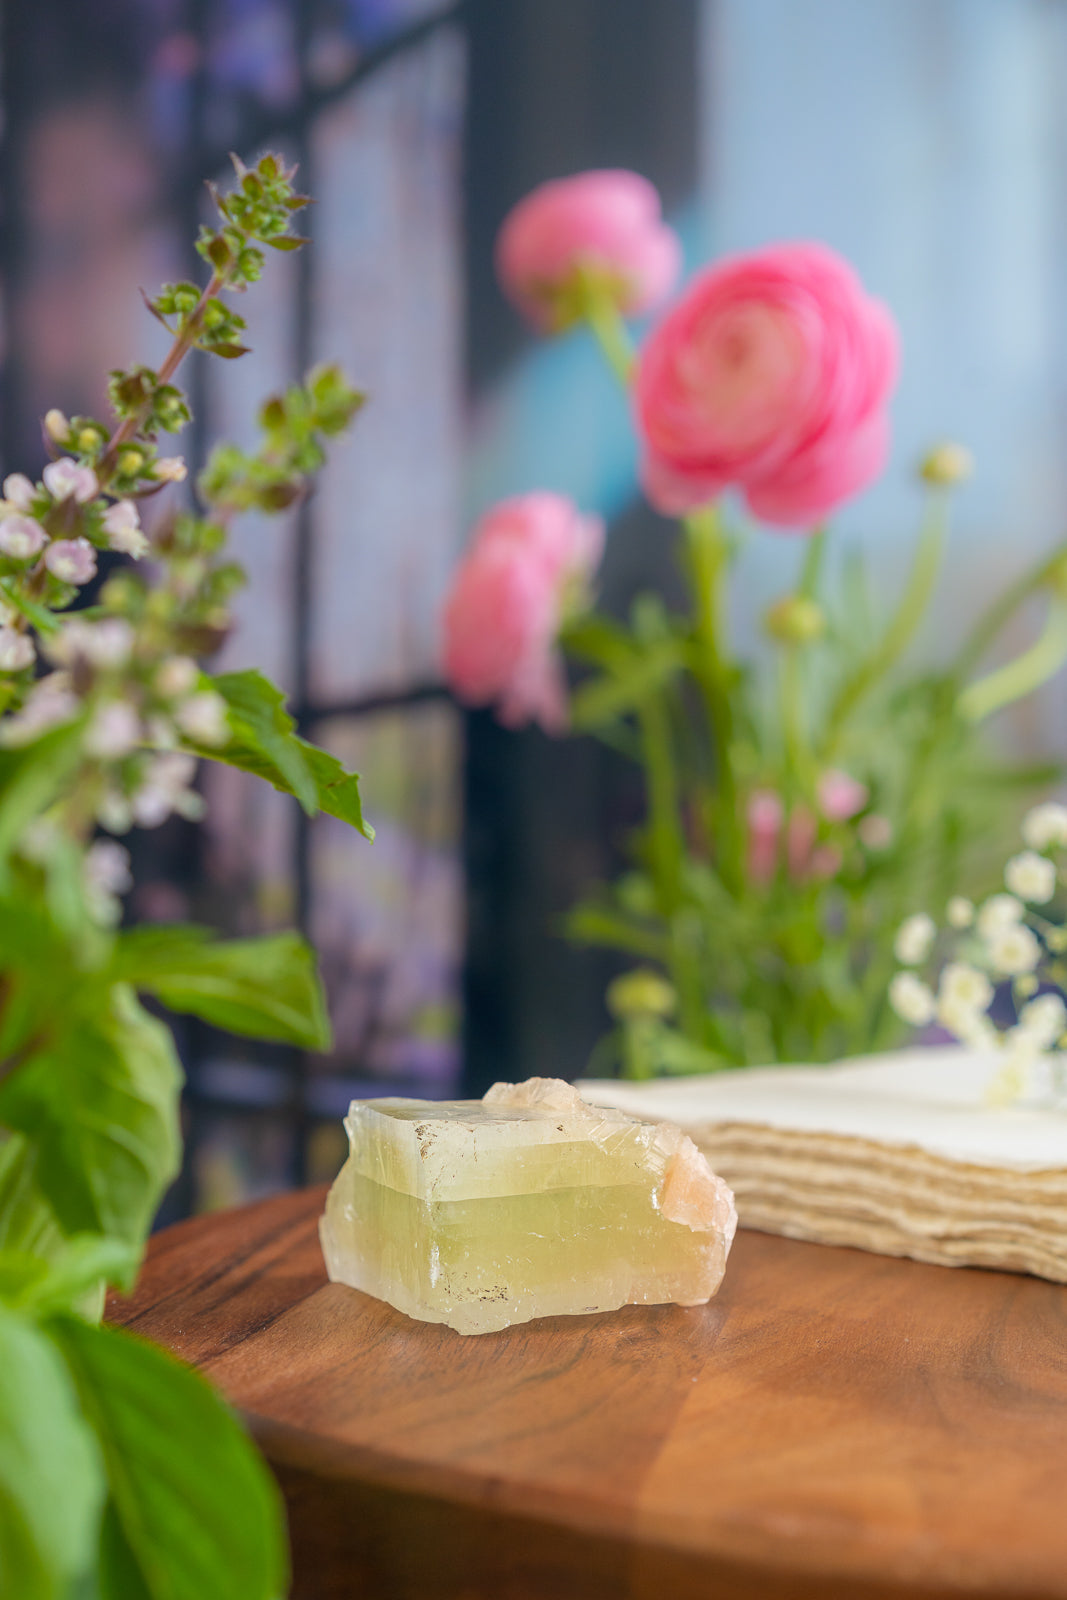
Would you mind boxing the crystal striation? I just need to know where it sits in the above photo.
[319,1076,737,1335]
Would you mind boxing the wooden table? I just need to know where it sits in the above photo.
[108,1185,1067,1600]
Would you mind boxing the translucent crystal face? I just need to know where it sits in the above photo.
[320,1077,737,1335]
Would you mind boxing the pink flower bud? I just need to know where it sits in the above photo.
[786,804,818,881]
[746,789,783,886]
[635,242,898,527]
[0,627,35,673]
[45,538,97,585]
[0,514,46,559]
[2,473,36,510]
[43,458,98,504]
[103,499,149,558]
[496,171,681,331]
[442,494,604,733]
[817,768,869,823]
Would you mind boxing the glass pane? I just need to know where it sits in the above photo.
[309,28,465,701]
[307,700,463,1093]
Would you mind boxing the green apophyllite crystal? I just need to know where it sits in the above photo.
[319,1076,737,1335]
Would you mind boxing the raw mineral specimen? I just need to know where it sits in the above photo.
[320,1076,737,1335]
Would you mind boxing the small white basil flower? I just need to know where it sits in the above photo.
[102,499,149,558]
[154,655,200,699]
[0,627,35,672]
[43,458,98,504]
[96,791,133,834]
[1021,801,1067,851]
[0,514,46,559]
[894,912,935,966]
[85,839,133,896]
[44,409,70,443]
[1004,849,1057,905]
[946,896,974,929]
[2,473,36,510]
[986,922,1041,978]
[85,701,141,760]
[152,456,187,483]
[45,538,97,585]
[174,690,229,747]
[50,618,133,670]
[976,893,1024,941]
[889,971,935,1027]
[131,751,201,828]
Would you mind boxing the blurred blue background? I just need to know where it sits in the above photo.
[2,0,1066,1212]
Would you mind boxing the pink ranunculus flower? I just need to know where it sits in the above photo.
[817,768,869,823]
[496,171,682,331]
[442,494,604,733]
[746,789,783,886]
[635,242,898,528]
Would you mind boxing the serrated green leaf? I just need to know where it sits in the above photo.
[113,925,331,1050]
[0,986,181,1246]
[0,1304,104,1600]
[197,669,373,838]
[49,1317,288,1600]
[0,721,86,884]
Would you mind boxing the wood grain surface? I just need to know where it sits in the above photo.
[108,1185,1067,1600]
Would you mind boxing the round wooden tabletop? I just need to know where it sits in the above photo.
[108,1184,1067,1600]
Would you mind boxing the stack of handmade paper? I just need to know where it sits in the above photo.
[582,1049,1067,1283]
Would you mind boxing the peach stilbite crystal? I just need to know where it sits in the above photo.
[319,1076,737,1335]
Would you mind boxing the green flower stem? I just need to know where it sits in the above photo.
[576,277,636,386]
[953,540,1067,682]
[822,489,948,758]
[683,505,742,891]
[798,526,827,598]
[779,644,809,793]
[636,696,706,1039]
[958,598,1067,723]
[97,272,224,484]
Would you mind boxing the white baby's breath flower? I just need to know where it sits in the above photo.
[946,896,974,929]
[938,962,993,1012]
[0,627,35,673]
[889,971,935,1027]
[937,992,998,1050]
[1021,801,1067,851]
[987,922,1041,977]
[43,458,98,504]
[174,690,229,747]
[102,499,149,559]
[1017,992,1067,1049]
[152,456,187,484]
[894,912,936,966]
[1004,850,1057,905]
[976,893,1024,940]
[0,514,46,559]
[2,473,36,510]
[154,656,200,700]
[85,701,141,760]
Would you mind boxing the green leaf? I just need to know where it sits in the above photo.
[0,986,181,1246]
[113,925,331,1050]
[570,641,683,731]
[0,1235,138,1315]
[0,721,86,884]
[49,1317,288,1600]
[0,1305,104,1600]
[198,669,373,838]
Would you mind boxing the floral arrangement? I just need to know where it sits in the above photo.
[890,801,1067,1107]
[443,169,1067,1077]
[0,155,370,1598]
